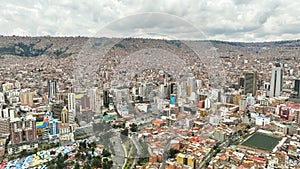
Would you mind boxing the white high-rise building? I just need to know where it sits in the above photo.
[270,66,283,97]
[0,92,4,103]
[68,93,76,123]
[68,93,76,112]
[48,80,57,99]
[88,88,102,113]
[204,98,211,109]
[87,88,103,113]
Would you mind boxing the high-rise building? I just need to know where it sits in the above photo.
[144,83,153,102]
[294,79,300,97]
[0,92,4,103]
[239,97,247,111]
[68,93,76,124]
[81,95,90,109]
[295,109,300,125]
[170,94,176,107]
[243,71,257,96]
[49,118,59,140]
[264,82,271,91]
[187,76,196,97]
[68,93,76,112]
[204,98,211,109]
[170,82,177,95]
[51,102,63,120]
[19,91,35,107]
[270,66,283,97]
[0,118,10,135]
[9,115,37,145]
[88,88,97,112]
[61,106,69,125]
[103,90,109,108]
[238,77,245,89]
[48,80,57,99]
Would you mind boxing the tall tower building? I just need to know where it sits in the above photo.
[270,66,283,97]
[48,80,57,99]
[0,92,4,103]
[61,106,69,126]
[49,118,59,140]
[103,90,109,108]
[294,79,300,97]
[10,115,37,145]
[238,77,245,89]
[243,71,257,96]
[68,93,76,123]
[88,88,97,112]
[20,91,35,107]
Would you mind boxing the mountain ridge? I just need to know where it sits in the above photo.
[0,36,299,58]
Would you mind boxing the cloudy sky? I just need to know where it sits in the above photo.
[1,0,300,41]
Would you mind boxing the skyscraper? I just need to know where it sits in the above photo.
[270,66,283,97]
[49,118,59,140]
[68,93,76,112]
[68,93,76,124]
[238,77,245,89]
[243,71,257,96]
[294,79,300,97]
[48,80,57,99]
[61,106,69,125]
[103,90,109,108]
[19,91,35,107]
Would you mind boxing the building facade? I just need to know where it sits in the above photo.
[270,67,283,97]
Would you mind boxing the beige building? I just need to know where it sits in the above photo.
[19,91,35,107]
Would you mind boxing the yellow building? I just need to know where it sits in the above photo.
[233,94,242,105]
[187,156,196,169]
[176,153,185,164]
[37,128,43,136]
[176,153,196,169]
[199,109,206,117]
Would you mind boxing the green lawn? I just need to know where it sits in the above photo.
[241,132,282,152]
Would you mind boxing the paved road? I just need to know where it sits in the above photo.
[111,133,125,169]
[159,141,171,169]
[131,136,142,169]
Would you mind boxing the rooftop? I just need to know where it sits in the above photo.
[241,131,282,152]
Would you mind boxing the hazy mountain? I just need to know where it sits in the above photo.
[0,36,299,60]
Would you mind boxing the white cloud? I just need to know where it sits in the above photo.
[0,0,299,41]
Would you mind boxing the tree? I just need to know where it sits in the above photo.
[84,162,91,169]
[166,148,180,159]
[57,152,62,159]
[20,150,27,157]
[56,152,66,168]
[121,128,129,136]
[130,123,138,132]
[75,152,81,158]
[140,141,150,157]
[81,154,87,161]
[102,149,111,157]
[121,128,129,141]
[103,160,113,169]
[64,154,69,160]
[91,156,102,168]
[74,163,80,169]
[47,163,56,169]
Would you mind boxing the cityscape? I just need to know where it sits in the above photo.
[1,1,300,169]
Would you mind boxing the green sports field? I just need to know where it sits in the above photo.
[241,132,282,152]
